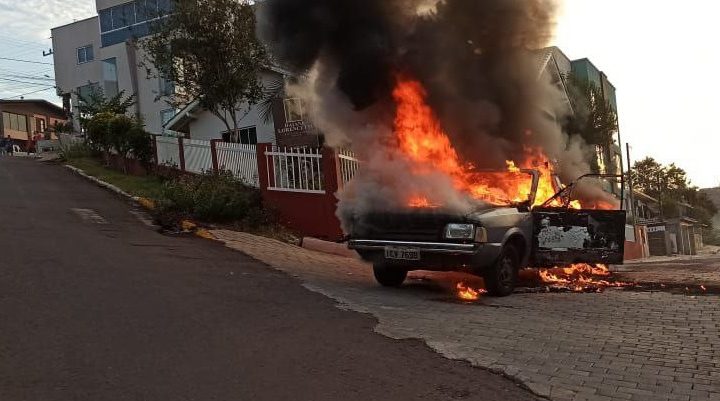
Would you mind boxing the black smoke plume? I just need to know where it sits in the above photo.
[258,0,607,229]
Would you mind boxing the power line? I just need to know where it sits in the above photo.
[2,74,54,81]
[0,34,50,48]
[1,86,56,100]
[0,56,53,65]
[0,77,56,86]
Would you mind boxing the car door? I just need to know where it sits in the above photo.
[530,174,626,266]
[531,207,626,266]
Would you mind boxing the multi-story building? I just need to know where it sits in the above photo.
[0,99,68,150]
[544,47,624,194]
[51,0,179,136]
[570,57,623,176]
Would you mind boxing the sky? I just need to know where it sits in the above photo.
[0,0,717,188]
[553,0,720,188]
[0,0,94,101]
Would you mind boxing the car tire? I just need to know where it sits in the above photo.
[483,244,519,297]
[373,263,408,287]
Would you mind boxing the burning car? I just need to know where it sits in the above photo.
[348,172,626,297]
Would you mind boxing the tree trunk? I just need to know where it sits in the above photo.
[211,108,233,140]
[231,105,239,142]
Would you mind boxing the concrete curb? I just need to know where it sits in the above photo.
[64,164,142,204]
[64,164,213,239]
[301,237,360,259]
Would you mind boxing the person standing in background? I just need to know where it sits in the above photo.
[5,135,14,156]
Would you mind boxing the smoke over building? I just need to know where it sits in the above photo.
[257,0,611,231]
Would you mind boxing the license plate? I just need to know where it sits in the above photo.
[384,246,420,261]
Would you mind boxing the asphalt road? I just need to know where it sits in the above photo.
[0,156,538,401]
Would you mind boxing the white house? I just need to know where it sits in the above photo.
[50,0,319,148]
[163,70,282,145]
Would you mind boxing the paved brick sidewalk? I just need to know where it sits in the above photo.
[614,256,720,288]
[211,230,720,401]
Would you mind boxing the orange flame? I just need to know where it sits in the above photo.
[537,263,629,291]
[408,196,437,208]
[392,78,583,209]
[456,282,486,300]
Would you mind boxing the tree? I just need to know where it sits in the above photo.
[630,157,718,242]
[85,112,115,154]
[86,113,153,172]
[108,115,153,171]
[142,0,268,135]
[563,74,619,173]
[630,157,688,200]
[76,87,137,130]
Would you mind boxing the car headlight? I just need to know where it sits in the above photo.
[444,223,475,240]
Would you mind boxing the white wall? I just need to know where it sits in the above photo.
[52,18,102,92]
[52,18,176,135]
[186,72,279,144]
[51,17,102,130]
[188,106,276,144]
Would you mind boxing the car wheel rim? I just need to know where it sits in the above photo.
[498,255,514,288]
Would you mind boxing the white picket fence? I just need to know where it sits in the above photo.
[338,148,359,187]
[154,136,260,187]
[156,136,181,167]
[183,139,213,173]
[265,146,325,194]
[216,142,260,186]
[154,136,361,193]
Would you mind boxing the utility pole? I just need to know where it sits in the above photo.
[626,143,636,220]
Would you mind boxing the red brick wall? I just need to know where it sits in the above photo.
[256,143,344,241]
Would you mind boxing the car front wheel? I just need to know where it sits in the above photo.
[373,263,408,287]
[483,245,519,297]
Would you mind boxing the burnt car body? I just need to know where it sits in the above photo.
[348,171,626,296]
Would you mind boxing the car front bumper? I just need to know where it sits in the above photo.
[348,239,502,270]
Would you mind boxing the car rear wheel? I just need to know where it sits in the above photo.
[373,263,408,287]
[483,244,519,297]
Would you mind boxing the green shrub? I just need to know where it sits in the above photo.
[157,170,273,226]
[86,112,115,153]
[59,140,94,161]
[85,113,154,170]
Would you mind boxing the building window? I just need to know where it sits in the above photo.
[222,126,257,145]
[99,0,174,33]
[160,109,176,126]
[77,45,94,64]
[157,0,175,15]
[111,3,135,29]
[99,9,113,31]
[283,98,304,123]
[2,112,28,132]
[36,118,47,133]
[102,58,119,98]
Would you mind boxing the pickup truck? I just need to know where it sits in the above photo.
[347,170,626,296]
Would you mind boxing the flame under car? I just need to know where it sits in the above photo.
[347,171,626,296]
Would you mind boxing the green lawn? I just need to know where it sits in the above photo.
[66,157,164,200]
